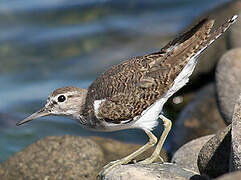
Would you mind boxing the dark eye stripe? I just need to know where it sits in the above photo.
[52,101,57,105]
[48,103,55,109]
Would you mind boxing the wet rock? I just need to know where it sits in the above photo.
[198,125,231,178]
[172,135,213,173]
[171,84,226,152]
[90,136,169,165]
[0,135,104,180]
[216,48,241,124]
[230,94,241,171]
[215,170,241,180]
[100,163,207,180]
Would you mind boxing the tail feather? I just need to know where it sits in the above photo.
[163,18,215,65]
[161,18,211,53]
[161,18,215,53]
[178,14,238,69]
[141,15,238,91]
[201,15,238,49]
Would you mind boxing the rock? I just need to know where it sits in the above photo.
[100,163,207,180]
[171,84,226,152]
[216,48,241,124]
[0,135,104,180]
[172,135,214,173]
[230,93,241,171]
[215,171,241,180]
[198,125,231,178]
[90,136,168,165]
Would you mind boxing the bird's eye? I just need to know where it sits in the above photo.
[57,95,66,102]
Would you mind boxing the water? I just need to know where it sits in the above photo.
[0,0,231,163]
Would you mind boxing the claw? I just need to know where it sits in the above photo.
[97,159,126,179]
[158,155,164,163]
[138,154,165,165]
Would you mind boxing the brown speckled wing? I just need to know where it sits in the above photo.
[84,16,235,123]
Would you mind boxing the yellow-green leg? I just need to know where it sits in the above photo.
[140,114,172,164]
[98,130,157,178]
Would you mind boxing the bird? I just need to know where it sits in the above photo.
[17,15,237,176]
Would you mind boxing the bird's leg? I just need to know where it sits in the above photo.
[98,130,157,177]
[140,114,172,164]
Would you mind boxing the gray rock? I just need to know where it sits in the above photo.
[171,84,226,152]
[198,125,231,178]
[172,135,214,173]
[215,171,241,180]
[216,48,241,124]
[100,163,207,180]
[0,135,104,180]
[230,93,241,171]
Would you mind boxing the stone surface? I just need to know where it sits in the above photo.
[172,135,213,173]
[90,136,168,165]
[215,171,241,180]
[230,93,241,171]
[100,163,207,180]
[198,125,231,178]
[171,84,226,152]
[216,48,241,124]
[0,135,104,180]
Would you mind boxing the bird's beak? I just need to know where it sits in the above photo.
[16,108,50,126]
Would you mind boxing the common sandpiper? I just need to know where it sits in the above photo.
[17,15,238,176]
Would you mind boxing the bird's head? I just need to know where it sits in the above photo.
[16,86,88,126]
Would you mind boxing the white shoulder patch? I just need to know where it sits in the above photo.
[94,99,106,118]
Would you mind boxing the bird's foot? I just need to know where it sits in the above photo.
[139,154,164,165]
[97,158,133,179]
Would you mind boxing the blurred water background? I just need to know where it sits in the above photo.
[0,0,231,162]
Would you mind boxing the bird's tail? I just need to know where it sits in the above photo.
[200,15,238,50]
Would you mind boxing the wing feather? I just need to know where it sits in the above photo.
[84,16,237,123]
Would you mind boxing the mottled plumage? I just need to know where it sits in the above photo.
[17,16,237,130]
[83,16,235,128]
